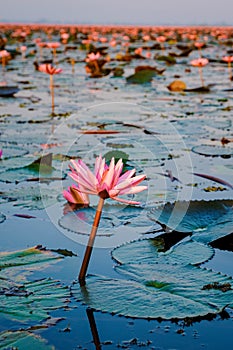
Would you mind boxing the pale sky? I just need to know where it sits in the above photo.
[0,0,232,25]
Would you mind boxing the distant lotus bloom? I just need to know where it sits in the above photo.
[222,56,233,81]
[46,42,61,63]
[86,52,101,62]
[194,42,204,57]
[20,45,27,60]
[38,64,62,114]
[0,149,2,159]
[67,155,147,285]
[156,36,166,50]
[190,58,209,86]
[0,50,10,76]
[63,184,90,205]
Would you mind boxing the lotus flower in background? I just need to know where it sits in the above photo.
[38,63,62,114]
[190,57,209,87]
[0,50,10,78]
[222,56,233,82]
[65,155,147,285]
[46,42,61,63]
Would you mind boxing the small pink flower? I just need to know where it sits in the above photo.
[0,149,2,159]
[0,50,10,58]
[63,184,89,205]
[222,56,233,63]
[86,52,101,62]
[68,155,147,205]
[194,42,204,49]
[190,58,209,67]
[38,64,62,75]
[46,42,61,49]
[20,46,27,52]
[156,36,166,43]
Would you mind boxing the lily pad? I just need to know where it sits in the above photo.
[0,185,60,209]
[148,200,233,237]
[0,330,54,350]
[0,212,6,223]
[73,263,233,319]
[0,247,69,323]
[112,237,214,266]
[0,143,28,160]
[0,85,19,97]
[126,70,156,84]
[192,145,233,157]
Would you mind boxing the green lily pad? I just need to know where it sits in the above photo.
[0,185,60,210]
[0,330,55,350]
[0,247,69,323]
[0,212,6,223]
[73,262,233,319]
[148,200,233,238]
[126,69,156,84]
[192,145,233,157]
[0,144,28,160]
[112,237,214,266]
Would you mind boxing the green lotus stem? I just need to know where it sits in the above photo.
[78,197,105,286]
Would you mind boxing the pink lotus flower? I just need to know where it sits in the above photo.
[38,64,62,114]
[222,56,233,63]
[86,52,101,62]
[63,184,89,205]
[67,155,147,285]
[0,50,10,58]
[190,58,209,86]
[68,155,147,205]
[190,58,209,67]
[46,42,61,49]
[38,64,62,75]
[0,149,2,159]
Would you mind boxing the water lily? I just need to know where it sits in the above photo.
[190,58,209,87]
[66,155,147,285]
[38,63,62,114]
[0,50,10,77]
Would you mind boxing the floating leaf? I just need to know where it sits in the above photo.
[112,237,214,266]
[0,246,62,270]
[0,247,69,323]
[0,143,28,160]
[192,145,233,157]
[0,185,60,209]
[73,263,233,319]
[126,70,156,84]
[148,200,233,237]
[0,330,55,350]
[0,212,6,223]
[0,85,19,97]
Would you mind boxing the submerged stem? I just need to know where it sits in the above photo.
[79,197,105,286]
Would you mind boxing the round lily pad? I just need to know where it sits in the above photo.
[192,145,233,157]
